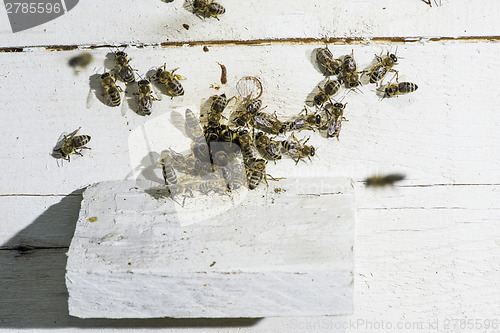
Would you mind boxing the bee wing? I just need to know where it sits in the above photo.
[151,82,163,101]
[236,76,262,100]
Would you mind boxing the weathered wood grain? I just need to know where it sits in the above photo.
[0,0,499,47]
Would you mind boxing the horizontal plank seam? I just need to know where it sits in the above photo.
[1,36,500,52]
[1,183,498,197]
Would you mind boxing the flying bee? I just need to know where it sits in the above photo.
[316,46,342,75]
[364,173,406,187]
[192,0,225,20]
[68,52,93,72]
[287,107,322,132]
[185,109,206,145]
[253,111,287,135]
[100,72,123,106]
[113,51,136,83]
[136,79,160,116]
[281,133,316,164]
[54,127,91,161]
[384,81,418,98]
[368,52,398,85]
[155,64,184,97]
[255,132,282,161]
[324,102,347,140]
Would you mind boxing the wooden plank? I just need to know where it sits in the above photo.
[1,183,499,248]
[1,207,498,328]
[0,0,499,47]
[0,193,82,248]
[0,41,499,195]
[0,248,260,328]
[66,179,355,318]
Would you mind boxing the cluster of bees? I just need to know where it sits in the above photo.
[99,50,184,116]
[158,83,320,197]
[311,45,418,140]
[59,44,415,195]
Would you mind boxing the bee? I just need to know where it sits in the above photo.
[384,81,418,98]
[324,102,347,140]
[245,99,262,114]
[185,109,206,145]
[255,132,282,161]
[193,0,225,20]
[220,125,238,143]
[54,127,91,161]
[211,93,229,114]
[136,79,160,116]
[160,157,178,185]
[364,173,406,187]
[168,183,195,198]
[313,78,343,106]
[238,129,259,163]
[234,99,262,127]
[114,51,135,83]
[198,177,229,195]
[100,72,123,106]
[68,52,93,72]
[223,159,247,190]
[155,64,184,97]
[368,52,398,85]
[192,142,211,163]
[248,168,265,190]
[281,133,316,164]
[324,78,343,96]
[287,107,321,132]
[204,125,220,143]
[316,46,342,75]
[342,51,361,89]
[194,159,214,174]
[253,111,287,134]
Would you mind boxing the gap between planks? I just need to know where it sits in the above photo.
[0,183,498,197]
[2,35,500,53]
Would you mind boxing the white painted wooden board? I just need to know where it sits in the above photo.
[66,178,355,318]
[1,41,499,199]
[0,0,499,47]
[0,0,499,328]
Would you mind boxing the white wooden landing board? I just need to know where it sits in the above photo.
[66,177,355,318]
